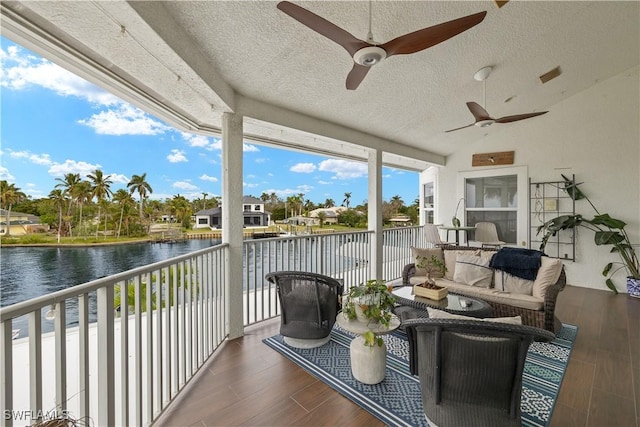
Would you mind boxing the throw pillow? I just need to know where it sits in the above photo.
[443,249,480,280]
[453,253,493,288]
[411,247,445,278]
[532,257,563,299]
[427,307,522,325]
[494,270,534,296]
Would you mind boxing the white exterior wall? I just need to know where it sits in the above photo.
[424,66,639,292]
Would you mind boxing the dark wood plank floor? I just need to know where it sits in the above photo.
[156,285,639,427]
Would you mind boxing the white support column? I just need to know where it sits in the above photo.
[368,148,383,280]
[222,112,245,339]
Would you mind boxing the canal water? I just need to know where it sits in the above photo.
[0,239,222,308]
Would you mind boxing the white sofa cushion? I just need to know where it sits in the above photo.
[453,253,493,288]
[494,270,534,296]
[435,279,544,311]
[426,307,522,325]
[411,247,445,278]
[443,249,480,280]
[532,257,564,299]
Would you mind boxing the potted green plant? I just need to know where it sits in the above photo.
[343,279,396,347]
[414,255,448,299]
[537,175,639,296]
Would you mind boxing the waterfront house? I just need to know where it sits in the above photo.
[0,209,48,236]
[193,196,270,229]
[0,2,638,426]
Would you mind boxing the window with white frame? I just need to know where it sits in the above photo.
[458,166,528,246]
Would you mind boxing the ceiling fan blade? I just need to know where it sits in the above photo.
[381,11,487,57]
[346,64,371,90]
[467,102,492,121]
[445,123,475,133]
[495,111,548,123]
[277,1,369,56]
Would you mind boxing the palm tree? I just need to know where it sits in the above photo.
[87,169,113,239]
[169,195,192,229]
[73,181,92,238]
[201,192,208,210]
[324,198,335,208]
[55,173,81,237]
[342,192,352,209]
[390,195,404,214]
[48,189,66,243]
[113,189,134,238]
[317,211,327,228]
[127,173,153,219]
[0,180,25,236]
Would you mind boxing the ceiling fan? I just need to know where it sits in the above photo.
[446,66,548,132]
[277,1,487,90]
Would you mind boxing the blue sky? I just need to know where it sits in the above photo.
[0,37,418,207]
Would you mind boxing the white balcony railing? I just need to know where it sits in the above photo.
[0,226,425,426]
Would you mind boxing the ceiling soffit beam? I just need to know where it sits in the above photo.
[236,95,445,166]
[125,1,236,113]
[0,4,217,133]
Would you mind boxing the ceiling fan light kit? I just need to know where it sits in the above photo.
[353,46,386,66]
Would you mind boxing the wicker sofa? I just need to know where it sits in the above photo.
[401,245,566,332]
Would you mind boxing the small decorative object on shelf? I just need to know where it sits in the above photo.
[343,279,396,347]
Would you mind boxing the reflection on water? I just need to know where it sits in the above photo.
[1,239,221,307]
[1,240,221,336]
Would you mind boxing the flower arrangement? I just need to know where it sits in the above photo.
[343,279,396,347]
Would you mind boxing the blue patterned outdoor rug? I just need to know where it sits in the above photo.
[263,323,577,427]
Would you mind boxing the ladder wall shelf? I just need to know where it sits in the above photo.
[529,176,576,261]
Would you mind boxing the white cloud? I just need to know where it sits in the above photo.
[167,149,188,163]
[290,163,316,173]
[263,184,313,197]
[78,104,170,136]
[243,182,259,188]
[0,166,14,181]
[255,158,268,164]
[7,150,53,166]
[1,44,120,106]
[48,160,102,177]
[318,159,367,179]
[173,181,198,191]
[200,174,219,183]
[246,174,256,179]
[109,174,130,184]
[181,132,223,151]
[243,143,259,152]
[318,180,332,185]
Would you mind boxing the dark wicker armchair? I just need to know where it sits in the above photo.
[404,318,555,427]
[265,271,343,348]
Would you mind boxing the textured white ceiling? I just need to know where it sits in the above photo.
[2,1,639,167]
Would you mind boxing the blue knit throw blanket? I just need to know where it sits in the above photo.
[489,247,544,281]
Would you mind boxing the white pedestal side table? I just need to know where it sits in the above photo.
[335,312,401,384]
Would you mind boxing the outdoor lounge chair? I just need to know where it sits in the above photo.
[404,318,555,427]
[265,271,343,348]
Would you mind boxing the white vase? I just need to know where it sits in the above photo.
[349,335,387,384]
[351,294,381,323]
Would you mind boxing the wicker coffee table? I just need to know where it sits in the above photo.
[392,285,493,318]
